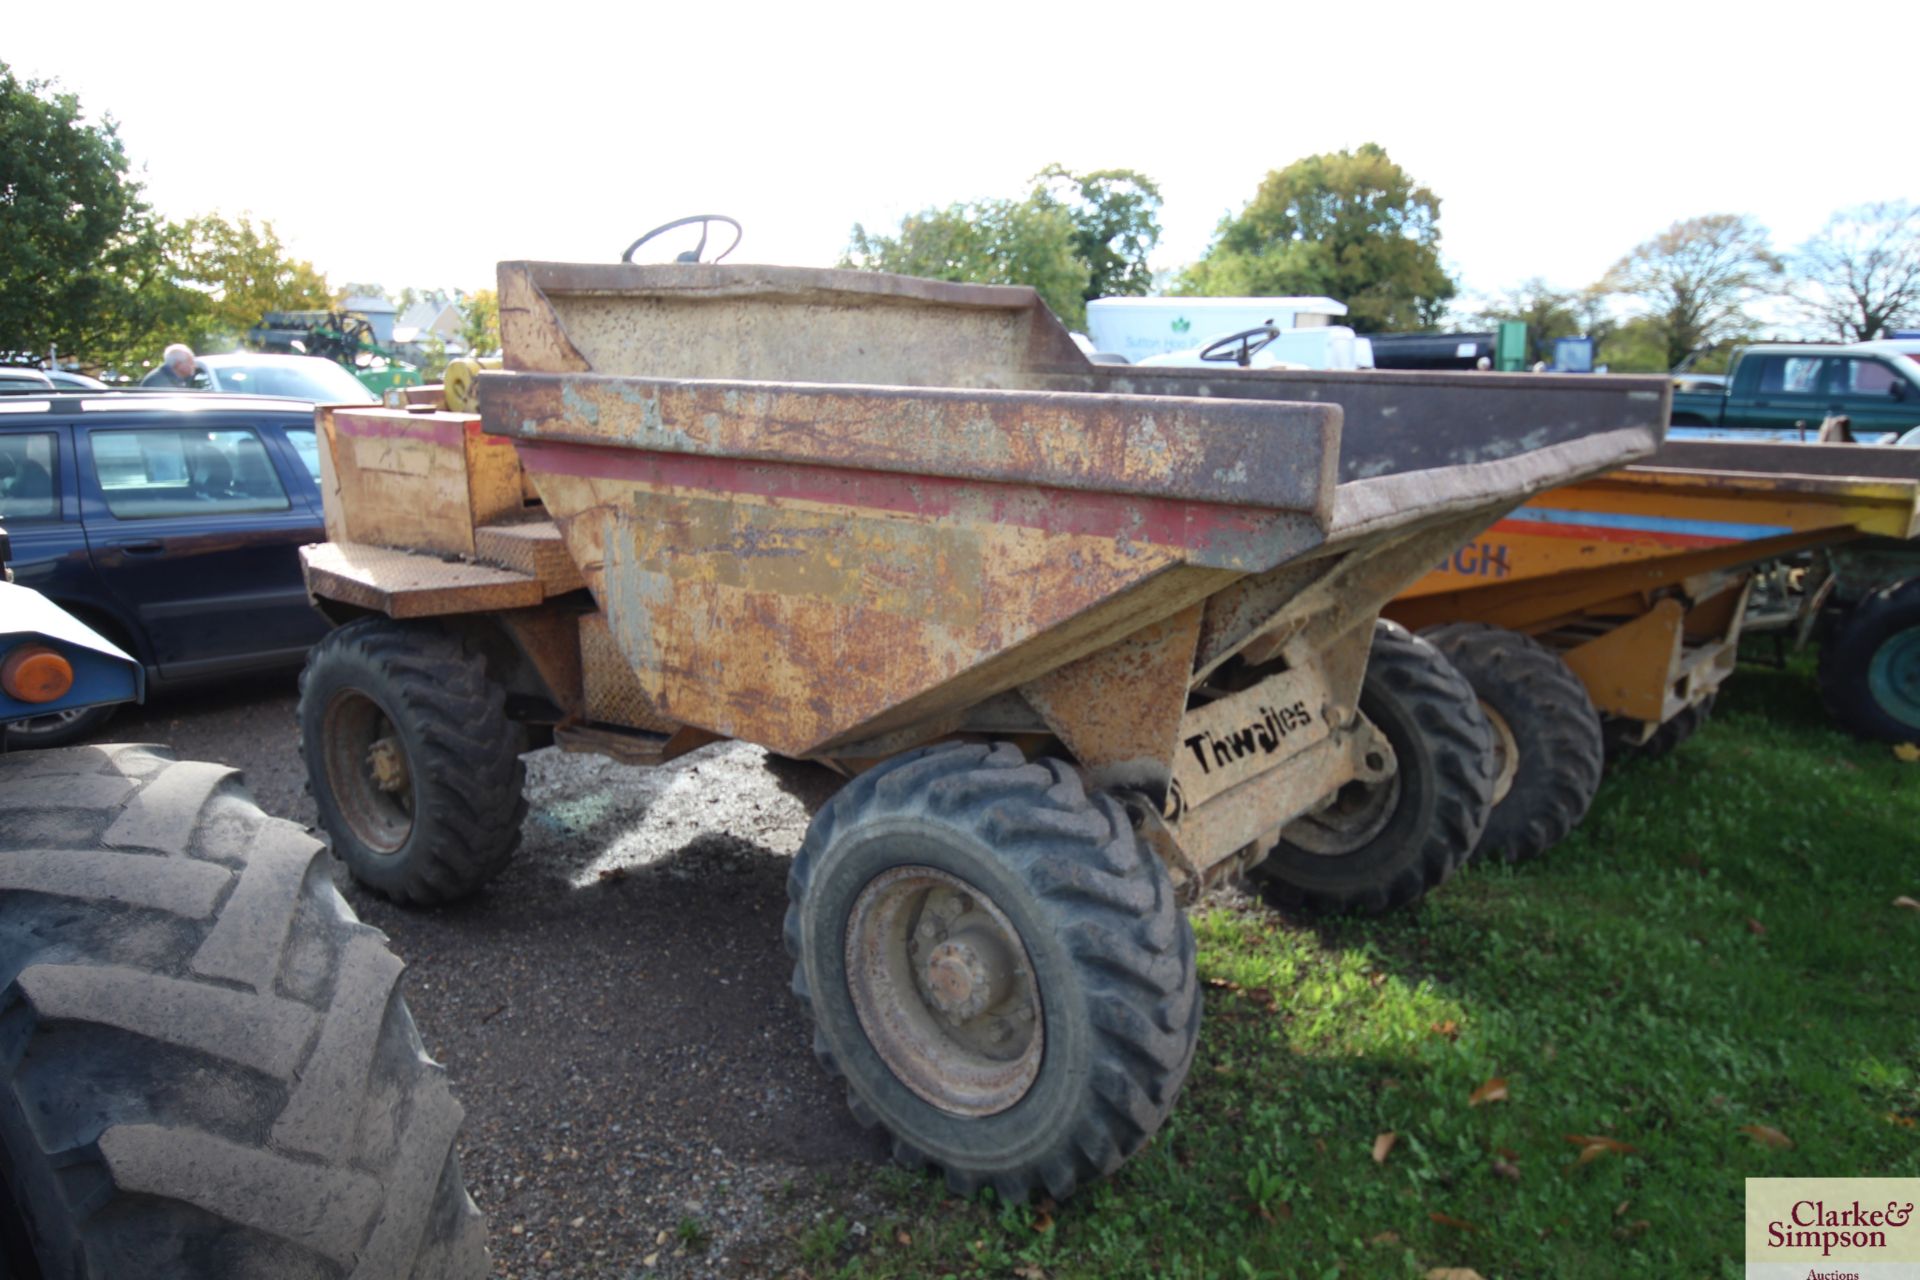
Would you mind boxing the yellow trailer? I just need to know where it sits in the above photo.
[1382,441,1920,865]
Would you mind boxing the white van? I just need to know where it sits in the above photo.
[1084,295,1350,364]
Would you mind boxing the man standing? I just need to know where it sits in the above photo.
[141,344,210,389]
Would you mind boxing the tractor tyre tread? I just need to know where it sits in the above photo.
[0,744,486,1280]
[1423,623,1604,864]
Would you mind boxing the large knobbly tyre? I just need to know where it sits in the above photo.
[1423,623,1604,865]
[1819,578,1920,741]
[1253,621,1495,914]
[784,741,1200,1203]
[0,744,486,1279]
[300,618,527,905]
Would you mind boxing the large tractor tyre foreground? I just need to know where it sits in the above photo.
[1423,623,1604,865]
[1253,621,1496,915]
[1819,577,1920,742]
[299,618,527,906]
[785,741,1200,1203]
[0,744,486,1280]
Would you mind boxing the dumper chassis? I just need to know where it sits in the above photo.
[295,254,1664,1197]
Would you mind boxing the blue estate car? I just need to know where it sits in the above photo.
[0,392,328,746]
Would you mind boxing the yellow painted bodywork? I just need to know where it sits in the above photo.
[1386,464,1920,731]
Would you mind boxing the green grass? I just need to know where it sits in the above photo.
[801,658,1920,1279]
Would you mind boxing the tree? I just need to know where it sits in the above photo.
[1793,201,1920,341]
[0,62,153,361]
[81,215,334,373]
[1031,165,1163,308]
[459,288,499,357]
[1177,143,1456,333]
[0,64,338,374]
[844,196,1090,327]
[170,214,333,350]
[1602,214,1782,369]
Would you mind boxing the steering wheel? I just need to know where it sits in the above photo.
[1200,325,1280,368]
[621,215,742,265]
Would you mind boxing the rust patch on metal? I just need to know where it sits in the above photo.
[481,372,1337,534]
[497,263,591,374]
[578,612,678,733]
[300,542,544,618]
[1020,603,1204,801]
[533,463,1206,756]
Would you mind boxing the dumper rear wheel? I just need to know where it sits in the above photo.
[1616,693,1716,762]
[300,618,527,905]
[1423,623,1603,864]
[0,744,486,1279]
[1252,621,1495,914]
[785,741,1199,1203]
[1819,578,1920,741]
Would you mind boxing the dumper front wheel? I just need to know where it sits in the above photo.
[785,741,1199,1203]
[1423,624,1603,864]
[300,618,527,905]
[1819,578,1920,741]
[1253,622,1495,914]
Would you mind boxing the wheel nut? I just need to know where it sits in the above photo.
[925,940,993,1020]
[366,737,409,793]
[922,925,1017,1022]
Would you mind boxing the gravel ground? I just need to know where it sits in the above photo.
[105,675,896,1277]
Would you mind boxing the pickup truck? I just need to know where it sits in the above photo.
[1669,341,1920,440]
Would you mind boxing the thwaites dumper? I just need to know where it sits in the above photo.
[1382,438,1920,867]
[296,258,1663,1200]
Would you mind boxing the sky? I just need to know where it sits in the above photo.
[10,0,1917,311]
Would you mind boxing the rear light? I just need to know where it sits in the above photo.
[1,645,74,703]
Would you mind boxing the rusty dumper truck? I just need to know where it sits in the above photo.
[294,254,1665,1200]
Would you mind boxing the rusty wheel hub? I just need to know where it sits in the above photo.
[845,866,1042,1117]
[366,736,410,793]
[1284,768,1401,856]
[322,691,415,855]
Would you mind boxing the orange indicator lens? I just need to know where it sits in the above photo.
[1,645,74,704]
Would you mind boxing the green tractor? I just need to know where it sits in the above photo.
[245,310,424,399]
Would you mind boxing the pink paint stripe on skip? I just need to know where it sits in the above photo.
[331,412,469,450]
[513,437,1281,550]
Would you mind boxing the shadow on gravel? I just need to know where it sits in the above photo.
[336,739,892,1272]
[760,752,847,811]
